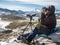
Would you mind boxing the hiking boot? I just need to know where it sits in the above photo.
[17,36,30,44]
[22,37,30,44]
[17,36,23,40]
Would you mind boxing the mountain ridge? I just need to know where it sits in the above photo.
[0,8,25,15]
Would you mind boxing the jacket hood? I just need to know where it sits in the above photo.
[48,5,55,14]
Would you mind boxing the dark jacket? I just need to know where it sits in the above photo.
[40,13,56,29]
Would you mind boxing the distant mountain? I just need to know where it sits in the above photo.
[0,8,40,17]
[55,9,60,16]
[0,8,25,15]
[0,8,60,18]
[0,8,40,21]
[0,14,26,21]
[56,9,60,11]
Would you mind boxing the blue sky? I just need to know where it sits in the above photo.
[0,0,60,11]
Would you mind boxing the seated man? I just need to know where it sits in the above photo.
[17,5,56,43]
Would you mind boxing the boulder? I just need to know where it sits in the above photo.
[0,28,12,34]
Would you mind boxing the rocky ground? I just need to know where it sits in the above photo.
[0,19,60,45]
[0,26,60,45]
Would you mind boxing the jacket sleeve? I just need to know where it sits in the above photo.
[43,16,52,25]
[41,15,56,25]
[40,13,46,24]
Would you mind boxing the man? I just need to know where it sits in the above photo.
[17,5,56,44]
[40,5,56,29]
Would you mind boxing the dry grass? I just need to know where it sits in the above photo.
[0,33,12,39]
[5,21,28,29]
[0,21,38,40]
[5,20,38,29]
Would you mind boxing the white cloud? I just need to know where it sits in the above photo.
[3,0,16,1]
[0,0,60,10]
[2,0,60,7]
[13,0,60,7]
[1,0,60,7]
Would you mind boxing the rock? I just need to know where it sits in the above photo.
[48,26,60,42]
[0,28,12,34]
[0,41,8,45]
[8,42,27,45]
[2,30,12,34]
[48,30,60,42]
